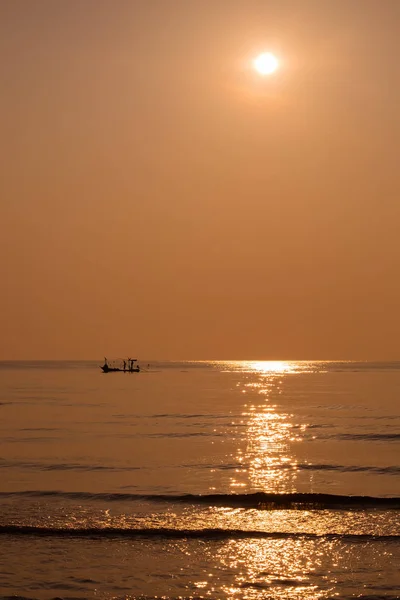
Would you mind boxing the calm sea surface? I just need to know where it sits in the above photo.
[0,360,399,599]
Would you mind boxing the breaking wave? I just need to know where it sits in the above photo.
[1,491,399,509]
[0,524,399,541]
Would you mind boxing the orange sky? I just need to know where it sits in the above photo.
[1,0,400,360]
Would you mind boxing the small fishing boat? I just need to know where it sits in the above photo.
[101,358,140,373]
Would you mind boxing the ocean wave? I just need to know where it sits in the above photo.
[181,462,400,476]
[336,433,400,441]
[1,459,399,476]
[306,432,400,442]
[1,596,399,600]
[0,459,141,472]
[0,524,398,541]
[297,464,400,475]
[1,491,399,509]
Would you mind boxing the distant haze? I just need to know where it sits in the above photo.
[1,0,399,360]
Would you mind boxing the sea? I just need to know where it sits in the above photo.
[0,359,399,600]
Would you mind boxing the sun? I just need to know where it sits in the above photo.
[253,52,279,75]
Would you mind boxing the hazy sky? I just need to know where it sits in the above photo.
[1,0,400,360]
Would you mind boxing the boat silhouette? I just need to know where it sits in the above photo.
[101,358,140,373]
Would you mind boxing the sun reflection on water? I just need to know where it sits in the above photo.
[229,361,302,494]
[220,360,314,375]
[216,538,335,599]
[248,361,297,374]
[244,407,299,492]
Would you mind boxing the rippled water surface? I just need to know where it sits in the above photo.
[0,360,399,599]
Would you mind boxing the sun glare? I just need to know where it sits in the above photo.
[251,361,294,374]
[253,52,279,75]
